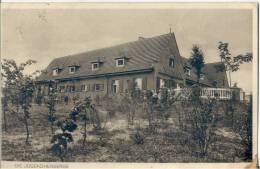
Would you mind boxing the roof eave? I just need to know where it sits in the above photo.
[36,67,154,83]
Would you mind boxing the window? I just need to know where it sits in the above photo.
[81,84,89,92]
[94,84,104,92]
[135,78,142,90]
[59,86,65,93]
[69,85,75,92]
[69,67,76,73]
[184,68,191,76]
[112,80,119,93]
[81,85,86,91]
[160,79,165,88]
[116,59,125,67]
[53,69,59,76]
[92,63,100,70]
[169,58,175,68]
[200,74,205,80]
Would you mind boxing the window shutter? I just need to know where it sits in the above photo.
[142,77,147,90]
[101,84,104,91]
[111,80,115,93]
[119,80,124,93]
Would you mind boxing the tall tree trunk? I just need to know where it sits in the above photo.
[3,109,7,132]
[24,115,30,144]
[82,117,87,148]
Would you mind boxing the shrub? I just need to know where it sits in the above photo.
[179,85,218,157]
[131,129,144,145]
[232,96,252,161]
[51,118,77,161]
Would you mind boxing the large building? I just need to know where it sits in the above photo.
[36,33,229,102]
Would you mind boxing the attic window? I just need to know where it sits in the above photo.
[92,63,100,70]
[184,68,191,76]
[53,68,61,76]
[69,66,76,73]
[116,58,125,67]
[200,74,205,80]
[169,58,175,68]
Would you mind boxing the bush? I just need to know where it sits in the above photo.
[131,129,144,145]
[179,85,218,157]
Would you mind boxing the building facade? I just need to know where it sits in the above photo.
[36,33,229,102]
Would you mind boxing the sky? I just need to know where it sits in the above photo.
[1,4,255,93]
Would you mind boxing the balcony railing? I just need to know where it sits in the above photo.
[173,87,233,100]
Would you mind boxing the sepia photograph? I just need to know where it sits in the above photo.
[1,2,258,169]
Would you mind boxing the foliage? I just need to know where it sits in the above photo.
[68,97,104,148]
[69,97,92,147]
[189,45,205,83]
[1,59,36,144]
[232,96,252,161]
[72,95,80,105]
[143,90,156,131]
[120,95,138,126]
[46,80,58,135]
[217,42,252,86]
[131,129,144,145]
[2,89,9,132]
[51,119,76,161]
[179,85,218,157]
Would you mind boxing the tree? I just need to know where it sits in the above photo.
[69,97,104,147]
[20,77,35,144]
[46,80,58,135]
[217,42,252,87]
[69,97,91,148]
[189,45,205,83]
[1,59,36,144]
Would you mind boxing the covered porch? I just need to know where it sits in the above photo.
[173,87,243,100]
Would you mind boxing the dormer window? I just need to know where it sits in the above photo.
[53,69,59,76]
[200,74,205,80]
[52,68,61,76]
[92,62,100,70]
[184,67,191,76]
[169,58,175,68]
[116,58,125,67]
[69,66,76,74]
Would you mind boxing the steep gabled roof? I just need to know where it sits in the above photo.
[181,57,229,87]
[203,62,229,88]
[37,33,178,81]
